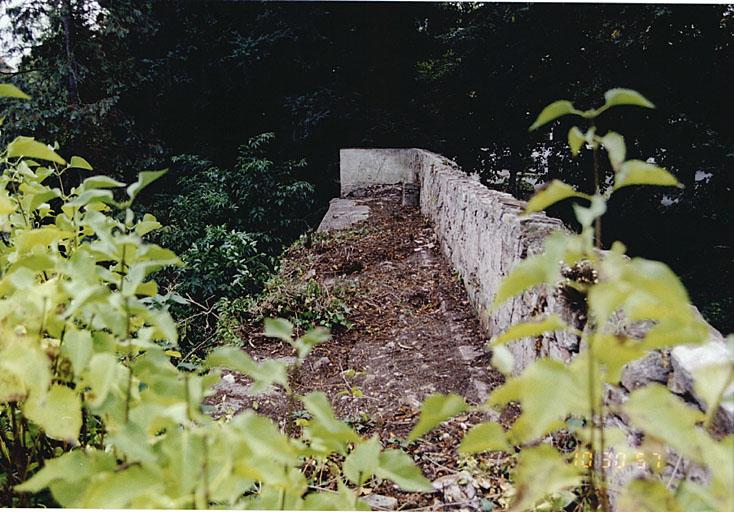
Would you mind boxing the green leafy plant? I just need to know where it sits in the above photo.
[408,89,733,511]
[0,85,432,508]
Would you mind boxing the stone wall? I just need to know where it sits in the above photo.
[339,148,732,432]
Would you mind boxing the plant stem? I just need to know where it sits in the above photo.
[201,434,210,510]
[592,142,602,249]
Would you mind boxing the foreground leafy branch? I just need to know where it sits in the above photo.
[0,85,433,508]
[409,89,733,511]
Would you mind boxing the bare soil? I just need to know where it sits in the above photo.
[205,189,517,510]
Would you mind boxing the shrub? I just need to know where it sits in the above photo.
[178,225,275,299]
[0,84,432,509]
[407,89,734,511]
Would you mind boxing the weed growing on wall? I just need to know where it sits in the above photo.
[408,89,733,511]
[0,85,433,508]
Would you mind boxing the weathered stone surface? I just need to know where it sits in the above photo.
[340,148,420,196]
[670,329,734,432]
[316,198,370,232]
[457,345,482,361]
[362,494,398,510]
[621,351,671,391]
[337,148,732,437]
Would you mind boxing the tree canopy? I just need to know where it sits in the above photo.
[1,1,731,331]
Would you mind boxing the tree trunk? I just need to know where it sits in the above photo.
[60,0,80,106]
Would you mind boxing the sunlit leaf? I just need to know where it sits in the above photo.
[601,131,626,171]
[489,358,587,443]
[0,83,31,99]
[126,169,167,201]
[343,436,381,485]
[491,345,515,375]
[61,327,93,377]
[263,317,294,342]
[302,391,360,445]
[525,180,588,213]
[568,126,585,156]
[7,136,66,164]
[617,478,682,512]
[492,252,558,308]
[459,422,510,454]
[614,160,681,190]
[23,384,82,443]
[69,156,93,170]
[509,445,582,512]
[408,393,466,441]
[623,384,712,465]
[529,100,581,131]
[375,449,433,492]
[15,449,116,493]
[491,315,569,346]
[204,346,289,393]
[81,175,125,190]
[603,88,655,109]
[573,194,606,229]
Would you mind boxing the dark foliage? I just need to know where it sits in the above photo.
[1,1,731,331]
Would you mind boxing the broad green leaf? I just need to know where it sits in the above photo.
[459,422,510,454]
[233,412,298,464]
[126,169,167,201]
[614,160,681,190]
[491,315,569,346]
[593,333,647,383]
[204,346,289,393]
[492,253,555,308]
[303,481,370,510]
[568,126,585,156]
[15,449,116,493]
[67,189,116,208]
[107,422,158,466]
[509,445,582,512]
[375,449,433,492]
[77,465,164,508]
[0,342,51,402]
[617,478,682,512]
[263,317,294,342]
[294,326,331,361]
[23,384,82,443]
[408,393,466,441]
[159,430,204,498]
[0,83,30,99]
[623,384,711,465]
[692,349,733,414]
[491,345,515,375]
[7,136,66,165]
[61,327,93,377]
[302,391,360,444]
[572,194,606,229]
[489,358,587,444]
[343,436,382,485]
[84,353,122,408]
[525,180,588,213]
[601,131,626,171]
[135,213,162,237]
[69,156,93,170]
[603,88,655,109]
[81,175,125,190]
[529,100,581,131]
[135,280,158,297]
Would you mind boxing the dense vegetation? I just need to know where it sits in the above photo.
[1,1,731,336]
[0,1,732,507]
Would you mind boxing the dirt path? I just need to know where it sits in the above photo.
[206,189,512,509]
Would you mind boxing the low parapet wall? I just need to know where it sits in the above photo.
[339,148,732,432]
